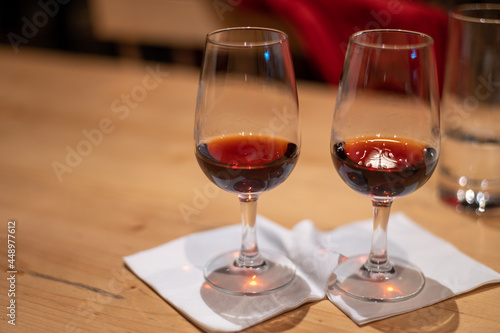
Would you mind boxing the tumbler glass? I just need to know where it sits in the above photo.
[438,3,500,215]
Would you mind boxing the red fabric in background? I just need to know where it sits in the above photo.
[241,0,448,89]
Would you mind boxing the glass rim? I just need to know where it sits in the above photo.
[450,3,500,24]
[206,26,288,48]
[350,29,434,49]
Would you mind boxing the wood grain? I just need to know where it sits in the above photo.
[0,46,498,332]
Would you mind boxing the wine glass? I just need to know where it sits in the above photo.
[194,27,300,295]
[328,30,440,301]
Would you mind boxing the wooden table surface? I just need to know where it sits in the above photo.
[1,46,499,333]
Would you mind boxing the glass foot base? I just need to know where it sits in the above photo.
[204,250,295,296]
[327,255,425,302]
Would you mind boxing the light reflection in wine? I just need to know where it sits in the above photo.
[248,275,258,287]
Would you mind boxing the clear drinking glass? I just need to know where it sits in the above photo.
[327,30,440,301]
[194,27,300,295]
[438,4,500,215]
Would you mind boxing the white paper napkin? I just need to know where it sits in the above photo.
[124,213,500,331]
[319,212,500,324]
[124,215,328,332]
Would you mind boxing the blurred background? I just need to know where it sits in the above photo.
[0,0,492,83]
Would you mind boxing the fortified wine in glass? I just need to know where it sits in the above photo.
[328,29,440,302]
[194,27,300,295]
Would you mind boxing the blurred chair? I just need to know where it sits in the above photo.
[87,0,297,64]
[88,0,448,85]
[88,0,219,59]
[241,0,449,88]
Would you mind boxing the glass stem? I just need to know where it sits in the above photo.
[235,194,265,268]
[363,198,394,274]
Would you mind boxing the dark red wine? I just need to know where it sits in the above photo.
[196,134,299,194]
[332,137,438,198]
